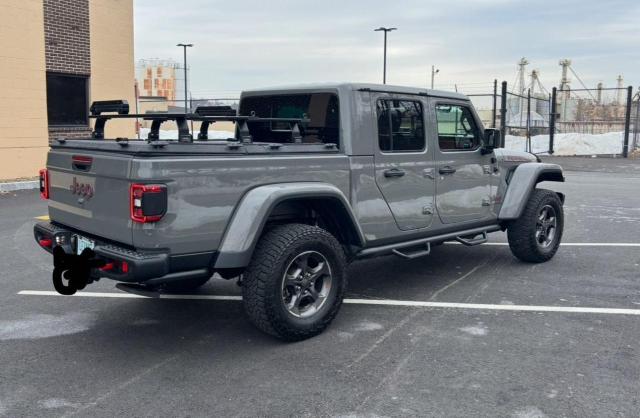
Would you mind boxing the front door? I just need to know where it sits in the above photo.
[373,95,436,231]
[433,102,493,224]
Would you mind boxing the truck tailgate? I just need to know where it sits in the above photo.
[46,149,133,245]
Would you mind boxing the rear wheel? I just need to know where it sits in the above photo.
[507,188,564,263]
[242,223,346,341]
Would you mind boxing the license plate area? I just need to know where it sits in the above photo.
[75,235,95,255]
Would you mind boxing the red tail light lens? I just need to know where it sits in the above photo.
[39,169,49,199]
[38,238,53,248]
[130,184,167,223]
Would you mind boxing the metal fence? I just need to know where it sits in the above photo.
[460,81,636,157]
[631,92,640,155]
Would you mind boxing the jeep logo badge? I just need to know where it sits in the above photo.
[70,177,94,199]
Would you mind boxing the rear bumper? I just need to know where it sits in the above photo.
[34,222,213,284]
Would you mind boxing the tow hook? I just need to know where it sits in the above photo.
[52,246,104,295]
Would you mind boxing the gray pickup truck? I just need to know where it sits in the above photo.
[34,83,565,340]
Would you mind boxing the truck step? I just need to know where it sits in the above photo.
[392,242,431,259]
[454,231,488,246]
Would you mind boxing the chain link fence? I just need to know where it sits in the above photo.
[631,92,640,156]
[549,86,632,157]
[459,81,636,157]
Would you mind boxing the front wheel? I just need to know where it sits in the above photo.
[507,188,564,263]
[242,224,347,341]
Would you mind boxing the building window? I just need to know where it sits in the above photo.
[377,100,425,152]
[435,104,481,151]
[46,73,89,126]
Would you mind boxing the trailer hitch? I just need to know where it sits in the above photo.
[52,246,104,295]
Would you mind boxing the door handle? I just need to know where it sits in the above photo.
[422,168,435,179]
[439,166,457,175]
[384,168,406,178]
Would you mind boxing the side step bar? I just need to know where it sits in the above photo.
[392,242,431,259]
[356,225,500,260]
[455,231,488,246]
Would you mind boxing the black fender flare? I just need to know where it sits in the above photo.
[498,163,565,220]
[214,182,365,269]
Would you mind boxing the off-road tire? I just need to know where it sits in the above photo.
[507,188,564,263]
[242,223,347,341]
[158,276,210,293]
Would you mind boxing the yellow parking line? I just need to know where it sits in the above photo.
[35,215,50,221]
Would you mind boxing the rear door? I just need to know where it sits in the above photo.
[432,101,494,224]
[47,149,134,245]
[373,94,436,231]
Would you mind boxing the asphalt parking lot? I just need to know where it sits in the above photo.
[1,156,639,417]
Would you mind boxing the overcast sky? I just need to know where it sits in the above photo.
[134,0,639,99]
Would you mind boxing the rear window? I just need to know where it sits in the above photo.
[239,93,340,146]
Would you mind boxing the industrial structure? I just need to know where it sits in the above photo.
[506,58,549,130]
[504,57,629,135]
[135,58,182,101]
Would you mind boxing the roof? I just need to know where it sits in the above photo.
[240,82,468,100]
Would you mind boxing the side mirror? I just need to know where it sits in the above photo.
[482,128,500,154]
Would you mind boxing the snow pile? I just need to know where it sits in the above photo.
[504,132,624,156]
[139,128,235,140]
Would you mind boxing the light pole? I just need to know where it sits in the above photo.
[374,27,396,84]
[177,43,193,113]
[430,65,440,89]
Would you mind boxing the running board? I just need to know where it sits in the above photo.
[356,225,500,259]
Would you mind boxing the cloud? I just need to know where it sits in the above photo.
[134,0,639,98]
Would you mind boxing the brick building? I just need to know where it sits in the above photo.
[0,0,135,180]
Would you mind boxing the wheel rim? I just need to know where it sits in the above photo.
[535,204,557,248]
[281,251,333,318]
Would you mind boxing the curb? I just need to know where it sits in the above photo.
[0,180,39,192]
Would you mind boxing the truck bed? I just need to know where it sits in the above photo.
[46,139,348,255]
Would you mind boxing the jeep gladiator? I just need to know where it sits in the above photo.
[34,83,565,340]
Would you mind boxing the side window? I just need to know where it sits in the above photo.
[435,104,481,151]
[377,99,425,152]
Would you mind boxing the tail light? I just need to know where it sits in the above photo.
[130,184,167,223]
[39,169,49,199]
[38,238,53,248]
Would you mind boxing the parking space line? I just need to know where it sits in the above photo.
[445,242,640,247]
[34,215,50,221]
[18,290,640,316]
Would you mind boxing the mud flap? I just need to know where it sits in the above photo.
[52,246,104,295]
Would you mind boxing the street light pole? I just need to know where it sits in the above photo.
[177,43,193,113]
[430,65,440,89]
[374,27,396,84]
